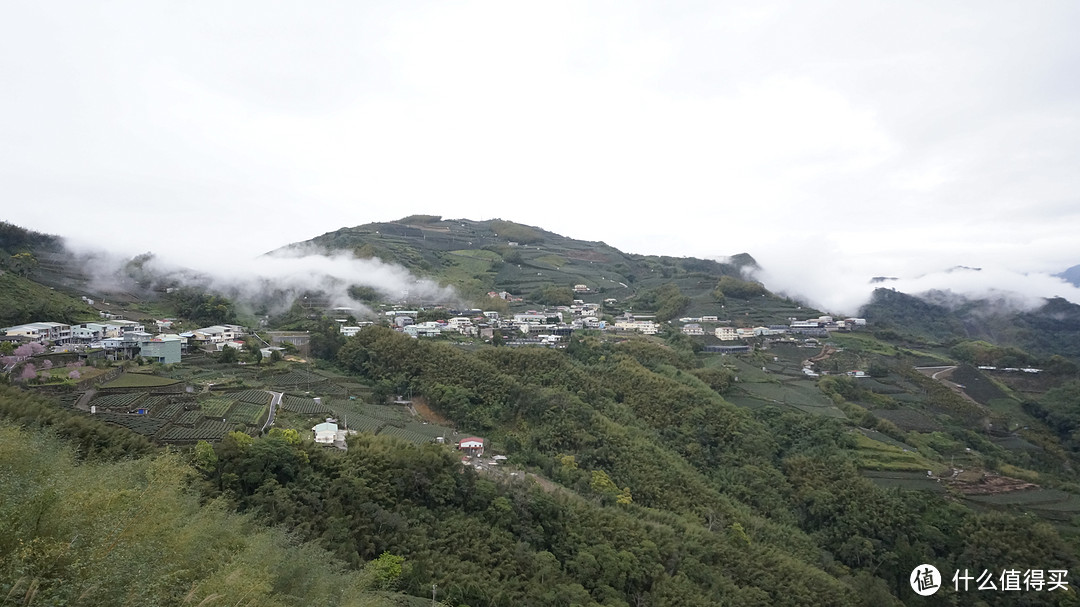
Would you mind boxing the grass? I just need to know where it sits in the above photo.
[39,366,108,383]
[854,432,945,473]
[0,271,98,326]
[448,249,501,261]
[829,333,899,356]
[873,409,942,432]
[534,254,568,269]
[101,374,181,389]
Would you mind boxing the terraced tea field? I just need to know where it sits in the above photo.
[965,488,1080,521]
[159,420,232,443]
[863,470,947,493]
[199,396,234,418]
[91,393,146,409]
[100,373,180,389]
[225,402,268,426]
[727,378,845,418]
[280,394,333,415]
[96,412,170,436]
[231,389,271,405]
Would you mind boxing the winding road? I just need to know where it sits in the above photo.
[262,391,283,433]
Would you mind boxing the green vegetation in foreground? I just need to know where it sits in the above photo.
[0,422,413,607]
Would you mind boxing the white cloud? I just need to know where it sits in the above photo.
[2,0,1078,312]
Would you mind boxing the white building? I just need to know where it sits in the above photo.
[446,317,476,335]
[458,437,484,456]
[404,322,442,338]
[313,421,338,444]
[2,322,72,344]
[513,312,550,324]
[71,324,102,342]
[715,327,739,341]
[339,322,372,338]
[682,323,705,336]
[192,325,236,344]
[614,320,659,335]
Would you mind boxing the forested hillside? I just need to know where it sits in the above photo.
[0,404,418,606]
[5,217,1080,606]
[0,271,98,326]
[155,327,1079,607]
[862,288,1080,359]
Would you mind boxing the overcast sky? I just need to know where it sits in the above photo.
[3,1,1080,312]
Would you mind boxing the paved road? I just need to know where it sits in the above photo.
[262,391,283,433]
[914,365,957,380]
[931,366,957,380]
[75,388,97,412]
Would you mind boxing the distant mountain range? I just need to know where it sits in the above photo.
[861,287,1080,360]
[1058,264,1080,287]
[5,216,1080,362]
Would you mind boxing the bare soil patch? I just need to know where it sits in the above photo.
[412,396,452,426]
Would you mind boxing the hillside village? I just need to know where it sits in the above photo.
[0,283,875,456]
[3,295,868,365]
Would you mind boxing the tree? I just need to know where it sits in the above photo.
[590,469,623,503]
[867,361,889,378]
[242,341,263,364]
[8,252,37,276]
[169,288,237,325]
[218,346,239,364]
[635,283,690,322]
[268,428,301,445]
[194,440,219,471]
[347,285,380,303]
[531,285,574,306]
[364,551,406,590]
[714,275,768,300]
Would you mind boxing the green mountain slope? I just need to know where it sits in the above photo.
[861,287,1080,360]
[0,270,98,327]
[280,216,770,305]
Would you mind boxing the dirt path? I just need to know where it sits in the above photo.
[808,345,836,363]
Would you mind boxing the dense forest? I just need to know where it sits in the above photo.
[5,325,1080,605]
